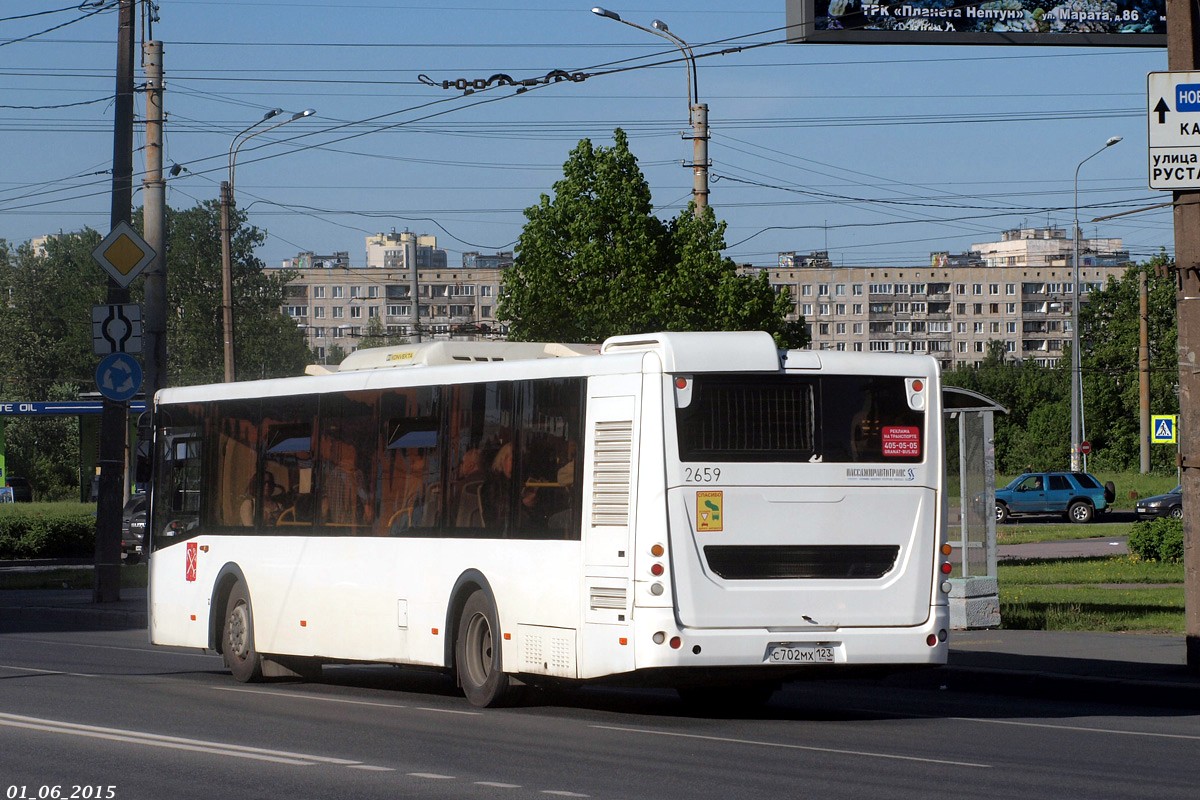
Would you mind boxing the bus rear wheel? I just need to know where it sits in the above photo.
[455,590,520,707]
[223,582,264,683]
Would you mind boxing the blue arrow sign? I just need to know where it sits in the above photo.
[96,352,143,403]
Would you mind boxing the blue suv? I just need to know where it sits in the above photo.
[995,471,1115,524]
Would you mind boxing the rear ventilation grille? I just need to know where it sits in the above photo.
[589,585,628,611]
[704,545,900,580]
[591,420,633,527]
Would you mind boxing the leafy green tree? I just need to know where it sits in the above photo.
[0,232,108,395]
[943,344,1067,474]
[499,130,806,348]
[0,234,107,499]
[1079,255,1177,472]
[146,201,310,384]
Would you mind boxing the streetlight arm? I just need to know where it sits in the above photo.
[228,108,315,198]
[592,7,696,107]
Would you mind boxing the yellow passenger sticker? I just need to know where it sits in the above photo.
[696,491,723,532]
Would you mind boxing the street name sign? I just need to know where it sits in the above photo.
[1148,71,1200,190]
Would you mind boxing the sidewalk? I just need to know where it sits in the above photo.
[2,586,1198,709]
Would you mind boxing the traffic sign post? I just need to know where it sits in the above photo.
[1148,71,1200,190]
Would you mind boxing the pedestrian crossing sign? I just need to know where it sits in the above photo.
[1151,414,1178,444]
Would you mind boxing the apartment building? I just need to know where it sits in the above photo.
[278,234,504,362]
[277,226,1132,367]
[769,227,1132,369]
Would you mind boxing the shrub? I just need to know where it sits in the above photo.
[0,505,96,559]
[1128,517,1184,562]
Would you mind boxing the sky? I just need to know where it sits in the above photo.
[0,0,1175,273]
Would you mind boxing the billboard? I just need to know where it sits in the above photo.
[786,0,1166,46]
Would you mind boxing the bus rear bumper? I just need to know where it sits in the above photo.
[629,605,950,672]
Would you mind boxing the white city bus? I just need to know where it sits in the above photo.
[147,330,950,707]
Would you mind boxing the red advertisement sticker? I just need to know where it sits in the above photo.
[881,426,921,458]
[185,541,198,582]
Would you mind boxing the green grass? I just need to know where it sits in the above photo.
[996,519,1132,545]
[0,564,147,591]
[999,556,1185,634]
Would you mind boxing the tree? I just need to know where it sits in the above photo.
[0,232,108,396]
[143,201,311,385]
[0,234,107,500]
[1079,255,1178,472]
[499,130,806,348]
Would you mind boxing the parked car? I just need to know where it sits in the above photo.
[995,471,1115,524]
[121,492,148,564]
[1135,485,1183,520]
[5,476,32,502]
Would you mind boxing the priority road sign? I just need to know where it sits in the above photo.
[1151,414,1178,444]
[92,221,155,287]
[1148,71,1200,190]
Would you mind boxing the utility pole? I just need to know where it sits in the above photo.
[1167,0,1200,672]
[143,40,167,412]
[1139,268,1150,474]
[95,0,136,603]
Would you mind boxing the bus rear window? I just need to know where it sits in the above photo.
[675,374,924,463]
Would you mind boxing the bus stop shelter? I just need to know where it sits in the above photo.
[944,386,1007,630]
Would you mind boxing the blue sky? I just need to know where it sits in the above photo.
[0,1,1172,271]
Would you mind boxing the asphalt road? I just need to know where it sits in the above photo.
[2,625,1198,800]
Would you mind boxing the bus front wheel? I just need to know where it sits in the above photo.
[223,582,264,683]
[455,590,520,707]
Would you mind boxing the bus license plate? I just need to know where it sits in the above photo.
[767,644,834,664]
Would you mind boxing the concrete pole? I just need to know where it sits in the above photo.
[1139,268,1150,473]
[1167,0,1200,672]
[220,180,235,382]
[142,41,167,405]
[691,102,709,213]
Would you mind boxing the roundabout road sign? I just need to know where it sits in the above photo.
[96,352,142,402]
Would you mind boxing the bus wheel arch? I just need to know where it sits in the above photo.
[447,571,521,707]
[209,563,249,652]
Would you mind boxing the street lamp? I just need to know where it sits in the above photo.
[591,7,709,214]
[1070,135,1122,471]
[220,107,315,382]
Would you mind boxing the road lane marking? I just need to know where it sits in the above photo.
[212,685,481,715]
[408,773,456,779]
[590,724,991,768]
[0,711,363,767]
[952,716,1200,741]
[0,664,98,678]
[475,782,522,788]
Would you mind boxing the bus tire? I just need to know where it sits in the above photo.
[455,590,520,707]
[222,582,264,683]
